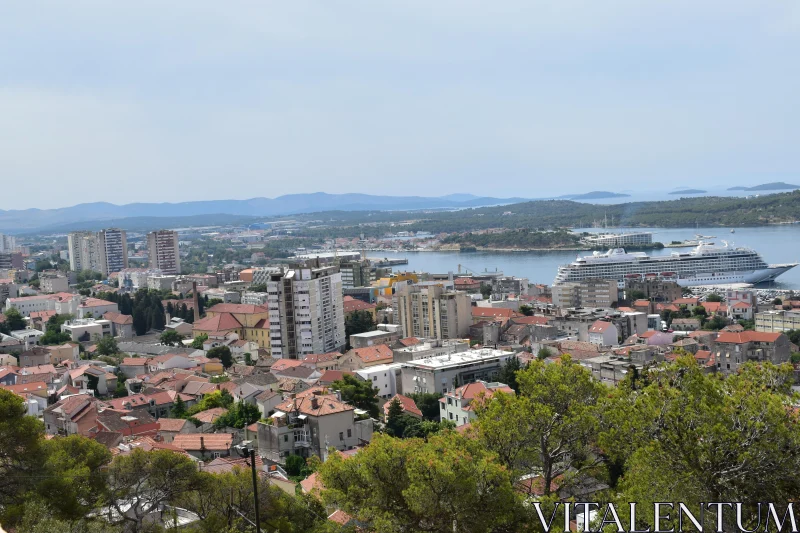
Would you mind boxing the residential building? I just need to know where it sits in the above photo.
[67,231,96,272]
[492,276,530,298]
[67,364,117,395]
[552,279,618,308]
[96,228,128,276]
[339,260,372,289]
[77,297,119,319]
[5,292,80,317]
[624,279,682,303]
[356,363,402,399]
[103,312,135,338]
[580,348,665,385]
[61,318,113,341]
[193,303,271,350]
[156,418,196,443]
[0,278,18,303]
[713,331,791,375]
[172,434,236,460]
[755,310,800,333]
[147,230,181,275]
[38,270,69,294]
[0,233,17,252]
[147,274,177,291]
[338,344,394,371]
[588,320,619,346]
[241,291,269,306]
[349,327,401,349]
[258,392,374,462]
[440,380,514,426]
[392,339,470,364]
[266,265,346,359]
[399,348,516,395]
[393,283,471,340]
[342,295,377,322]
[46,343,80,365]
[383,394,423,419]
[0,252,23,270]
[43,394,100,436]
[300,352,341,372]
[18,346,51,367]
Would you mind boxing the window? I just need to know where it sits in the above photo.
[284,435,288,442]
[213,452,221,458]
[339,432,344,441]
[347,429,352,438]
[447,398,452,405]
[373,376,377,381]
[448,413,453,420]
[455,415,459,422]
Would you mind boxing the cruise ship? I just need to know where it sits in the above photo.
[554,241,797,287]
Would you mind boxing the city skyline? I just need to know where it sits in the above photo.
[2,1,799,209]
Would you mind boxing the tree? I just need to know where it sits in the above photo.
[332,374,380,418]
[536,347,551,360]
[94,335,119,356]
[692,305,707,317]
[786,329,800,345]
[132,307,147,335]
[191,333,208,349]
[159,330,184,347]
[474,355,605,497]
[628,289,646,300]
[285,454,306,477]
[385,397,405,437]
[105,448,202,532]
[344,310,376,346]
[705,293,723,302]
[319,432,522,533]
[0,389,44,512]
[172,396,187,419]
[207,345,233,368]
[1,308,26,333]
[479,284,492,299]
[703,315,728,331]
[599,357,800,531]
[244,352,253,365]
[773,297,783,305]
[407,392,443,420]
[791,353,800,364]
[213,401,260,429]
[518,304,534,316]
[497,356,523,392]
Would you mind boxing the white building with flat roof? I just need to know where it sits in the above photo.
[356,363,402,400]
[399,348,516,395]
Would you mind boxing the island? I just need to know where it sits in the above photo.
[728,181,800,191]
[668,189,707,195]
[558,191,631,200]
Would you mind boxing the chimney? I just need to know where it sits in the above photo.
[200,436,205,450]
[192,282,200,322]
[311,397,319,409]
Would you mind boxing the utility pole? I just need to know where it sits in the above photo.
[249,448,261,533]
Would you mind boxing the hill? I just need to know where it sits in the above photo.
[727,182,799,191]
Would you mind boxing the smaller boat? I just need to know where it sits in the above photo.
[730,229,736,233]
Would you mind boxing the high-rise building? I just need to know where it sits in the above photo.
[393,283,472,340]
[147,230,181,275]
[0,234,17,252]
[266,265,346,359]
[67,231,94,272]
[97,228,128,276]
[339,260,373,289]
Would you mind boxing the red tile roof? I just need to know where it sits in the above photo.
[302,352,341,364]
[384,394,423,418]
[157,418,188,432]
[342,296,377,314]
[270,358,306,372]
[103,311,133,325]
[589,320,613,333]
[673,297,700,306]
[449,381,514,401]
[397,337,420,347]
[318,370,353,383]
[121,358,149,366]
[192,313,242,333]
[716,331,783,344]
[351,344,393,364]
[701,301,728,313]
[79,297,116,308]
[471,307,517,319]
[172,433,233,451]
[511,315,550,326]
[275,395,354,417]
[1,381,48,395]
[192,407,228,424]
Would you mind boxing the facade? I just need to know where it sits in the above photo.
[38,271,69,294]
[393,283,471,340]
[581,232,653,248]
[61,318,113,341]
[67,231,95,272]
[194,303,271,350]
[625,279,682,303]
[588,320,619,346]
[97,228,128,276]
[241,291,269,306]
[552,279,618,308]
[258,393,374,462]
[266,266,346,359]
[355,363,402,400]
[0,233,17,252]
[713,331,791,375]
[440,380,514,426]
[147,274,177,291]
[339,260,372,289]
[755,310,800,333]
[399,348,516,395]
[147,230,181,275]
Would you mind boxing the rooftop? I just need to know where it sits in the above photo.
[403,348,514,370]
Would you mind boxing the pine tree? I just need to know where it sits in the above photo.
[172,396,187,418]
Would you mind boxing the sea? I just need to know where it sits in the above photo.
[370,225,800,289]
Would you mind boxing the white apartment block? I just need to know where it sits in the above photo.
[0,234,17,252]
[5,293,81,317]
[39,271,70,294]
[399,348,516,395]
[355,363,402,400]
[580,232,653,248]
[97,228,128,276]
[266,266,346,359]
[147,274,177,291]
[242,291,269,306]
[147,230,181,275]
[61,318,113,341]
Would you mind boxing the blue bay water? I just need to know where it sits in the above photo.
[370,226,800,289]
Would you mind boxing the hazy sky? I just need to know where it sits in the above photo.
[1,1,799,210]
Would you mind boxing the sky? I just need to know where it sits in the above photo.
[1,1,799,210]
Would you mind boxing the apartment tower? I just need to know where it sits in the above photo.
[266,265,346,359]
[147,230,181,275]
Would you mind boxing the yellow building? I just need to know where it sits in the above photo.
[192,303,271,352]
[372,272,419,297]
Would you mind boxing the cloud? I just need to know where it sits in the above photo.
[0,1,798,208]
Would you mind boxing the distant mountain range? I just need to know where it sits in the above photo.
[728,182,799,191]
[0,193,530,234]
[669,189,707,195]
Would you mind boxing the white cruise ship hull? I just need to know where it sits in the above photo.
[675,264,798,287]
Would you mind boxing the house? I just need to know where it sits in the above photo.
[728,302,754,321]
[119,357,149,379]
[301,352,342,372]
[172,433,236,459]
[627,330,673,346]
[192,407,228,431]
[342,296,377,322]
[258,392,374,462]
[471,307,517,326]
[701,301,728,316]
[0,353,18,366]
[96,409,160,437]
[60,318,113,342]
[77,298,119,319]
[271,365,322,384]
[713,331,791,375]
[338,344,394,371]
[671,318,701,331]
[232,382,269,405]
[383,394,423,420]
[355,363,401,400]
[588,320,618,347]
[103,312,135,338]
[453,277,482,292]
[43,393,100,436]
[46,343,79,365]
[317,370,353,386]
[164,317,194,336]
[155,418,195,443]
[18,346,51,368]
[440,380,514,426]
[147,354,195,373]
[194,303,271,351]
[256,389,283,418]
[67,365,117,395]
[670,338,699,354]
